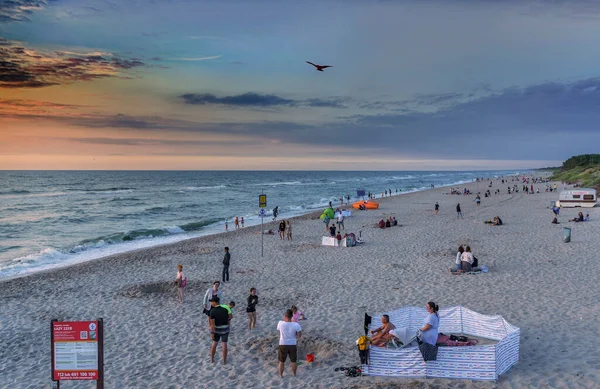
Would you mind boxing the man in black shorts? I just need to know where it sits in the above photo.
[276,309,302,377]
[209,296,232,364]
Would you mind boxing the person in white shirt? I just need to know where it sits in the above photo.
[276,309,302,377]
[337,213,344,230]
[461,246,474,272]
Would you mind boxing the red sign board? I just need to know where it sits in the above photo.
[52,321,99,381]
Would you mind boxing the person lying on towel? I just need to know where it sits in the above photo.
[370,315,396,347]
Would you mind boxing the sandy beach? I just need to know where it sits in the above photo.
[1,177,598,389]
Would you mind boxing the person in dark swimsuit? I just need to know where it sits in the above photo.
[247,287,258,330]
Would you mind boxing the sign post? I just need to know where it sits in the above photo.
[51,318,104,388]
[259,192,267,257]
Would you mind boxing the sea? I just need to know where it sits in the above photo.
[0,170,527,279]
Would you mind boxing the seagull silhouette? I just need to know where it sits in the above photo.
[306,61,333,72]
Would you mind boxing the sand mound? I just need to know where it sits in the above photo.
[245,332,347,362]
[121,281,175,298]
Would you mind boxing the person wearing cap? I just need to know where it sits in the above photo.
[203,281,223,324]
[209,296,232,364]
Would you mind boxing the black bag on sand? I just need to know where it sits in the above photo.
[358,348,369,365]
[364,313,372,336]
[417,338,438,361]
[472,256,479,268]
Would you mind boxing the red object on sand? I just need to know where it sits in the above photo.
[306,354,315,363]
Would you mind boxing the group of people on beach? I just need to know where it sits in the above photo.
[226,216,245,231]
[173,246,307,375]
[449,245,478,273]
[369,301,440,355]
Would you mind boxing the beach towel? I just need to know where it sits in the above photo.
[437,333,479,347]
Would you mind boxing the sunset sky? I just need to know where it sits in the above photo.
[2,0,600,170]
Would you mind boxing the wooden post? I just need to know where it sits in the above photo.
[50,319,60,389]
[97,318,104,389]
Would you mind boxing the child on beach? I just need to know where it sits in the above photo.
[247,288,258,329]
[291,305,306,322]
[174,264,187,303]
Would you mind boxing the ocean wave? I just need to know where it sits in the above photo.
[0,189,31,195]
[183,185,227,191]
[251,181,303,187]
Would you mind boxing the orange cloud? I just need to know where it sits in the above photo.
[0,40,145,88]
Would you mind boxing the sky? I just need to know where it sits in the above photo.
[1,0,600,170]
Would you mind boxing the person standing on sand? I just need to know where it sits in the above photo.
[435,202,439,215]
[203,281,222,323]
[278,220,286,240]
[277,309,302,378]
[247,287,258,329]
[222,247,230,283]
[456,203,463,218]
[241,216,244,227]
[273,206,279,221]
[174,264,186,304]
[234,216,239,229]
[337,212,344,230]
[225,220,228,231]
[286,220,292,240]
[209,296,231,364]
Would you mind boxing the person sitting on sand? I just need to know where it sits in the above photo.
[584,214,590,221]
[450,246,464,272]
[551,216,559,224]
[385,218,391,228]
[461,246,474,272]
[569,212,584,222]
[378,219,386,229]
[370,315,396,347]
[493,216,503,226]
[291,305,306,322]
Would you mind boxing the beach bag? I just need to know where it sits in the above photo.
[363,313,372,336]
[357,336,370,351]
[180,277,187,288]
[472,256,478,268]
[418,340,438,361]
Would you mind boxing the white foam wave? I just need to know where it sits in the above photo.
[183,185,226,191]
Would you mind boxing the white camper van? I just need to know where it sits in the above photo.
[558,188,597,208]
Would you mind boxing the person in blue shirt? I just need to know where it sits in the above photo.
[419,301,440,346]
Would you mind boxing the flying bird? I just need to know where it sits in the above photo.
[306,61,333,72]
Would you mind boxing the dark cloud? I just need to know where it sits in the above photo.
[0,40,145,88]
[179,92,347,108]
[180,92,296,107]
[0,0,46,23]
[6,77,600,161]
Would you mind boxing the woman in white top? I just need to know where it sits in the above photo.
[451,245,464,272]
[419,301,440,346]
[461,246,474,272]
[175,264,186,304]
